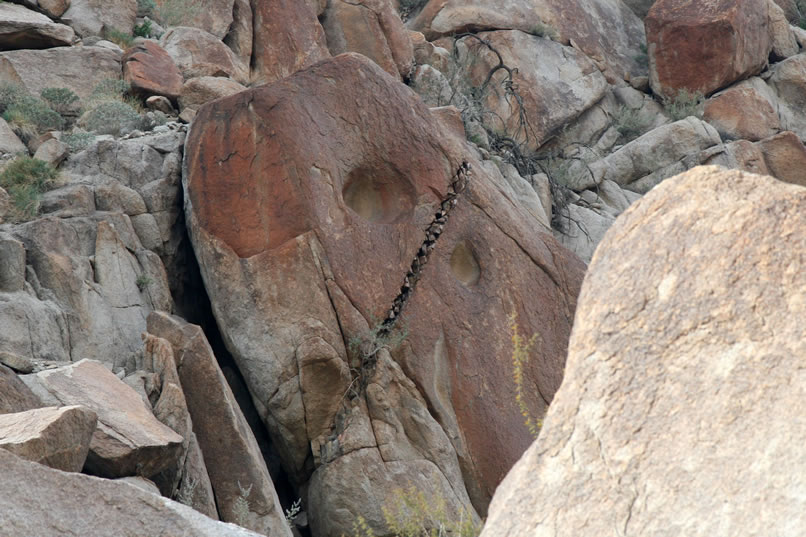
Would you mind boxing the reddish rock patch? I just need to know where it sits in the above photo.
[123,41,183,101]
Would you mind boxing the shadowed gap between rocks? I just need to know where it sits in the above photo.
[171,208,302,530]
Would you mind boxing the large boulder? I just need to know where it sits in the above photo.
[146,312,291,537]
[452,30,608,150]
[321,0,414,79]
[480,165,806,537]
[756,131,806,187]
[0,3,75,49]
[13,0,70,19]
[123,41,184,101]
[0,448,264,537]
[184,52,585,525]
[21,359,184,480]
[160,27,249,85]
[646,0,772,98]
[250,0,330,85]
[767,53,806,141]
[0,46,121,100]
[409,0,646,79]
[0,405,97,472]
[61,0,137,37]
[703,78,781,142]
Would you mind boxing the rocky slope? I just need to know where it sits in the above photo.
[0,0,804,535]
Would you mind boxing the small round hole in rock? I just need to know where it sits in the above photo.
[342,167,415,224]
[450,241,480,286]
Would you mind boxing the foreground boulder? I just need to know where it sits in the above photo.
[481,166,806,537]
[646,0,771,97]
[22,359,184,480]
[184,52,585,526]
[0,405,97,472]
[0,449,263,537]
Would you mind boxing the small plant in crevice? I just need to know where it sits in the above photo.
[509,313,542,439]
[232,481,252,527]
[104,27,135,49]
[136,273,153,291]
[285,498,302,529]
[398,0,428,21]
[175,475,198,508]
[0,157,58,222]
[133,19,154,38]
[633,43,649,69]
[662,89,704,121]
[529,21,558,41]
[613,105,651,142]
[137,0,157,16]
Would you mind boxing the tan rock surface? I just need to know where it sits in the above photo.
[0,3,75,49]
[184,53,585,521]
[61,0,137,37]
[756,130,806,187]
[0,405,97,472]
[21,359,184,479]
[767,53,806,140]
[646,0,771,98]
[768,0,799,60]
[480,165,806,537]
[704,82,781,141]
[147,312,291,537]
[177,76,245,113]
[160,27,248,84]
[0,364,41,415]
[0,448,264,537]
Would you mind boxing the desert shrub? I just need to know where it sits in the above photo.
[133,19,153,38]
[104,27,135,49]
[0,84,26,113]
[232,482,252,526]
[61,131,96,152]
[509,313,541,439]
[633,43,649,69]
[81,101,142,135]
[40,87,80,116]
[90,79,131,101]
[154,0,201,27]
[530,21,558,40]
[349,487,480,537]
[613,106,651,141]
[0,157,58,221]
[137,0,156,16]
[663,89,704,121]
[3,95,64,134]
[135,274,153,291]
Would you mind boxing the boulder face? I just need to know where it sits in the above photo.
[646,0,772,98]
[122,41,183,101]
[184,52,585,524]
[480,166,806,537]
[0,3,75,49]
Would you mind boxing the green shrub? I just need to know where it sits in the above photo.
[90,79,131,101]
[104,27,135,49]
[154,0,201,27]
[0,84,26,114]
[135,274,153,291]
[613,106,651,141]
[232,482,252,526]
[663,89,704,121]
[529,21,558,40]
[81,101,142,135]
[3,95,64,134]
[133,19,153,38]
[62,131,96,152]
[0,157,58,221]
[40,87,80,116]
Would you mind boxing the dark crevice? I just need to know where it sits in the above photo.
[170,217,300,519]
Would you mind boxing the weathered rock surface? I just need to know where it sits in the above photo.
[172,0,234,40]
[184,52,585,524]
[322,0,414,79]
[250,0,330,84]
[646,0,772,98]
[177,76,245,113]
[0,405,97,472]
[480,165,806,537]
[0,364,41,415]
[123,41,183,101]
[223,0,252,68]
[454,30,608,149]
[768,0,799,60]
[0,46,121,100]
[13,0,71,19]
[0,118,27,156]
[0,448,264,537]
[410,0,646,79]
[61,0,137,37]
[21,359,184,479]
[569,117,722,192]
[767,53,806,140]
[160,27,249,84]
[147,312,291,537]
[703,79,781,141]
[756,130,806,187]
[0,3,75,49]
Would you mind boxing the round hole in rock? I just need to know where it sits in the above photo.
[342,167,416,224]
[450,241,481,286]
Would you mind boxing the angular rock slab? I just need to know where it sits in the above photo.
[646,0,771,98]
[147,312,291,537]
[61,0,137,37]
[0,3,75,50]
[481,165,806,537]
[21,359,184,479]
[0,449,264,537]
[160,27,249,84]
[123,41,183,101]
[0,405,97,472]
[0,364,42,415]
[184,52,585,516]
